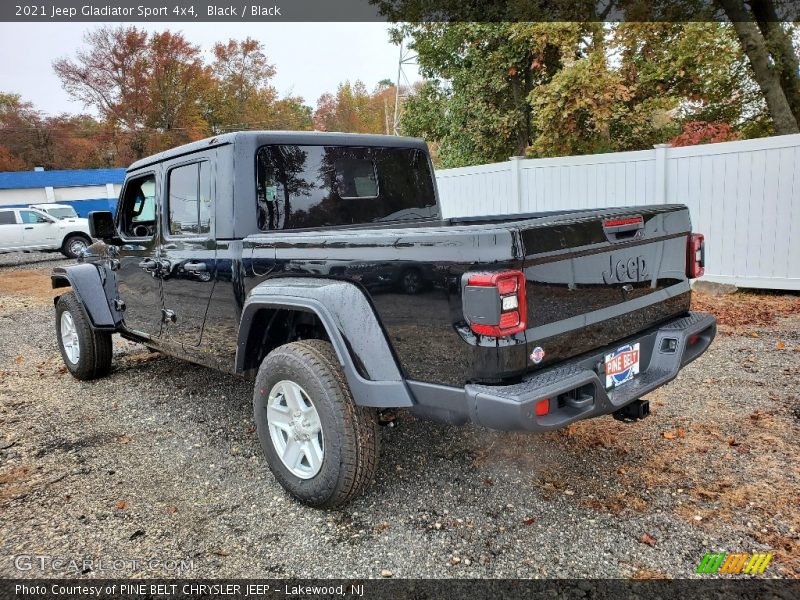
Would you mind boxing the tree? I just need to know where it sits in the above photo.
[314,80,386,133]
[204,38,278,133]
[717,0,799,134]
[0,92,112,170]
[53,26,150,131]
[397,21,786,166]
[53,26,212,158]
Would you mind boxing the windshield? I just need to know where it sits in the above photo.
[46,207,78,219]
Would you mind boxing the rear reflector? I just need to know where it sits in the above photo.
[466,270,527,337]
[535,399,549,416]
[687,233,705,278]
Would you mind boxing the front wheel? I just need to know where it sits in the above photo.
[253,340,379,508]
[55,292,113,380]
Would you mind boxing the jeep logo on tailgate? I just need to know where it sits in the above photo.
[602,254,648,284]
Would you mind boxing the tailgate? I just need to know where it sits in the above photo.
[519,205,692,370]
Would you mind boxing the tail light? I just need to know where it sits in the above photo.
[687,233,705,278]
[464,270,527,337]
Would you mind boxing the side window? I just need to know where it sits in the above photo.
[0,212,16,225]
[118,174,157,238]
[167,162,211,236]
[19,210,49,224]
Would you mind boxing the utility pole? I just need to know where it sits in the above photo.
[393,39,417,135]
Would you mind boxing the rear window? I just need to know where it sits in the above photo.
[256,145,437,231]
[0,211,15,225]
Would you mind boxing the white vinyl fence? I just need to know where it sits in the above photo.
[435,134,800,290]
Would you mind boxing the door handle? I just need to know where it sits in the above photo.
[24,226,33,230]
[183,262,207,273]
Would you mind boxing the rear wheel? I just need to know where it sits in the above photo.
[61,234,91,259]
[55,292,113,380]
[253,340,379,508]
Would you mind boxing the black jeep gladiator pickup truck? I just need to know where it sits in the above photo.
[52,131,715,507]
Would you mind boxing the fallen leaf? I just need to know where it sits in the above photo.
[663,431,676,440]
[246,425,256,434]
[118,435,130,444]
[749,412,761,421]
[523,517,536,526]
[776,341,786,350]
[380,569,393,578]
[212,549,230,557]
[639,534,657,547]
[373,522,390,532]
[166,505,178,514]
[115,500,128,510]
[728,437,739,446]
[14,356,24,364]
[751,332,759,338]
[793,346,800,353]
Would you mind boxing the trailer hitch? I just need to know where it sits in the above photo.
[613,399,650,422]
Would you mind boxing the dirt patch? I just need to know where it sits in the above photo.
[0,466,32,502]
[692,289,800,328]
[0,270,60,305]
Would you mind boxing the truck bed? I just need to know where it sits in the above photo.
[243,204,693,387]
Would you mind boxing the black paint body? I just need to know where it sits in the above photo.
[55,132,714,430]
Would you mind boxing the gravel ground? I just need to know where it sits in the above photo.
[1,254,798,579]
[0,250,72,272]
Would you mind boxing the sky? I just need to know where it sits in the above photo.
[0,22,420,116]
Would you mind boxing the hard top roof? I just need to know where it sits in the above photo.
[128,131,428,172]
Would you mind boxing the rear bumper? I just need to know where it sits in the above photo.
[408,311,716,432]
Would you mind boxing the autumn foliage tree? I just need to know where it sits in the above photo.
[0,93,112,170]
[313,80,398,134]
[48,26,314,165]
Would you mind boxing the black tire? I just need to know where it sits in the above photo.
[61,233,91,259]
[55,292,113,380]
[253,340,379,508]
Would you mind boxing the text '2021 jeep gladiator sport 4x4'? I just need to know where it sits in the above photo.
[52,132,715,507]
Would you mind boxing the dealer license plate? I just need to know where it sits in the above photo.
[605,343,640,388]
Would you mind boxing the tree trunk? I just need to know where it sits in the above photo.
[718,0,799,134]
[749,0,800,124]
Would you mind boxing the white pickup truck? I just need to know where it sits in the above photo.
[0,205,93,258]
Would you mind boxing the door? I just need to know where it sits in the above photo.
[115,172,164,340]
[160,158,217,346]
[0,210,23,251]
[18,209,59,249]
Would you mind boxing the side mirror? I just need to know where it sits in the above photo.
[88,211,121,243]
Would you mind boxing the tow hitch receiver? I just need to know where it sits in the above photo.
[613,399,650,422]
